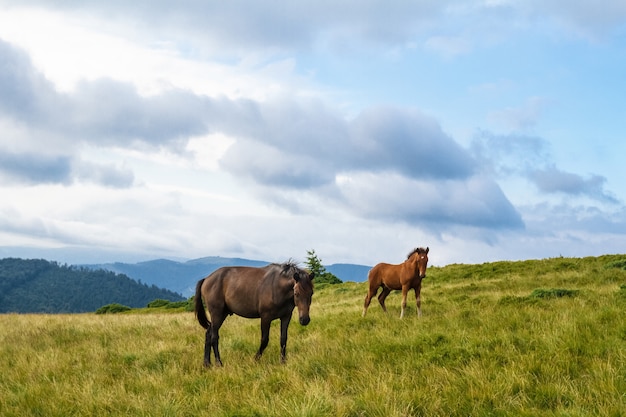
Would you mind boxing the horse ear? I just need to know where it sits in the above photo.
[426,247,429,254]
[293,272,301,282]
[310,272,315,280]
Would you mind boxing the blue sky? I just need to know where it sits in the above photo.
[0,1,625,266]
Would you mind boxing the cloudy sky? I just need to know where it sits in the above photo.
[1,1,625,267]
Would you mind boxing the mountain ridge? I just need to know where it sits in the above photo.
[84,256,372,297]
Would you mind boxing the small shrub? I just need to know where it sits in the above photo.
[146,299,170,308]
[95,303,131,314]
[530,288,579,299]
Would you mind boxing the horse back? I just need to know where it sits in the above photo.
[201,265,293,319]
[369,262,410,290]
[201,266,266,318]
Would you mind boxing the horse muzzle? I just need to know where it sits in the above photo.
[299,316,311,326]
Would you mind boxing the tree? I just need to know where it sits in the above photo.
[305,250,342,285]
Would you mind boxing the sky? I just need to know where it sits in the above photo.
[0,1,625,267]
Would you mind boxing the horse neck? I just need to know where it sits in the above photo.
[404,256,421,277]
[272,274,295,303]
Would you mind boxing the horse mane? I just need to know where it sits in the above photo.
[273,259,304,276]
[406,247,428,259]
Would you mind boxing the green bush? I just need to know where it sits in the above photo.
[529,288,579,299]
[146,298,193,310]
[95,303,131,314]
[146,299,170,308]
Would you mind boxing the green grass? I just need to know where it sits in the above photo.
[2,255,626,416]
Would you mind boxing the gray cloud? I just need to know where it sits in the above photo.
[0,40,56,124]
[348,107,475,179]
[470,130,619,204]
[529,167,618,203]
[0,149,134,187]
[0,151,73,184]
[220,104,476,188]
[334,173,524,230]
[73,161,134,188]
[0,39,209,149]
[522,202,626,235]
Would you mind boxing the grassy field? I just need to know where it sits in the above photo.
[1,254,626,416]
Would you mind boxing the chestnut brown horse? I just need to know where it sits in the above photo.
[194,261,314,367]
[362,247,429,318]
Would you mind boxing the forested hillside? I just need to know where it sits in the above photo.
[0,258,185,313]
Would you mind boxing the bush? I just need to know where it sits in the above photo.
[95,303,131,314]
[146,298,193,310]
[529,288,579,299]
[146,299,171,308]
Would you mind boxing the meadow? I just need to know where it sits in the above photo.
[1,255,626,416]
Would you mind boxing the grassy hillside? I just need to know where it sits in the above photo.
[1,255,626,416]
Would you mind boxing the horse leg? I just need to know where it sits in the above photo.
[279,315,293,364]
[400,285,410,318]
[414,284,422,317]
[209,314,226,367]
[203,323,212,367]
[362,286,379,316]
[255,317,272,361]
[377,286,392,313]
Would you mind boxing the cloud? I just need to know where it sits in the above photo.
[0,1,448,51]
[73,160,134,188]
[0,37,519,233]
[0,151,72,185]
[0,39,56,123]
[348,107,476,179]
[220,140,334,189]
[522,202,626,235]
[220,105,476,188]
[335,172,524,230]
[0,149,134,187]
[3,0,624,62]
[471,130,620,204]
[529,167,618,203]
[0,38,218,154]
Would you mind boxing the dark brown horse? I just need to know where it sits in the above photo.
[194,261,314,367]
[362,247,429,318]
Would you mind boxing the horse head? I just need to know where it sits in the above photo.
[408,247,429,279]
[293,269,314,326]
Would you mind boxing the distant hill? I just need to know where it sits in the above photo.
[0,258,185,313]
[85,256,372,296]
[326,264,371,283]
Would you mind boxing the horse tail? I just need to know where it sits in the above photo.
[367,264,382,288]
[194,278,210,329]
